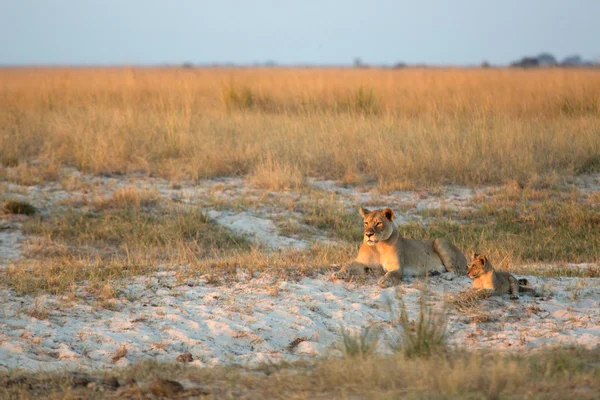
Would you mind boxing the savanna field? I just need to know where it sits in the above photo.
[1,67,600,398]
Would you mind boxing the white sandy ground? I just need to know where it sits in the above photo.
[206,210,310,249]
[1,169,599,371]
[0,271,599,371]
[0,230,23,266]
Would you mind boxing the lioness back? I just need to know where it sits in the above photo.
[400,238,446,276]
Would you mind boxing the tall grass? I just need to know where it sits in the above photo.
[339,325,381,358]
[1,67,599,188]
[388,288,448,358]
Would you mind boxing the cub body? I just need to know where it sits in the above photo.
[467,253,537,299]
[332,207,467,288]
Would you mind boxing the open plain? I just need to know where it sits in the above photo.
[1,67,599,398]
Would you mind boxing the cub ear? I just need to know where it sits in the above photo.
[382,208,395,221]
[472,252,479,260]
[359,206,370,218]
[477,254,487,265]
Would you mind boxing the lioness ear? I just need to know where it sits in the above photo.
[359,206,370,218]
[382,208,395,221]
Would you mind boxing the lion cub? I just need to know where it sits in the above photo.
[467,253,537,299]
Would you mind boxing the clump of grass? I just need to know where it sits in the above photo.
[301,196,362,242]
[0,163,59,186]
[111,345,128,363]
[339,325,381,358]
[94,186,160,210]
[23,298,49,320]
[286,337,308,352]
[2,199,36,216]
[0,154,19,167]
[339,87,381,115]
[388,288,448,358]
[575,154,600,174]
[222,84,255,110]
[447,289,493,313]
[559,95,599,117]
[251,155,305,190]
[221,84,274,112]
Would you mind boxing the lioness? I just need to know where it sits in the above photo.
[331,207,467,288]
[467,253,537,299]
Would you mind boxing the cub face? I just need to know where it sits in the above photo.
[467,253,491,279]
[359,206,395,246]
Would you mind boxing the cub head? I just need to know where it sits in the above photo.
[467,253,492,279]
[359,206,395,246]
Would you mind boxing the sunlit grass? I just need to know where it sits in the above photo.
[1,67,599,189]
[2,346,599,399]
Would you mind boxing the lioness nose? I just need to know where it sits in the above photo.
[366,232,374,238]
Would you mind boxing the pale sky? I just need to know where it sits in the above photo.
[1,0,599,66]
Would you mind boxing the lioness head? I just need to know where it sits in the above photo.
[467,253,492,279]
[359,206,395,246]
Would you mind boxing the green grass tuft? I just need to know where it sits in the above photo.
[339,325,381,358]
[388,288,448,358]
[301,195,362,242]
[575,154,600,174]
[2,199,36,216]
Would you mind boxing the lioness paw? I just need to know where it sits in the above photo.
[510,294,519,300]
[440,272,456,281]
[377,273,399,288]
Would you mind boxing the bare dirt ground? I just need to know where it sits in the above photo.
[1,170,599,371]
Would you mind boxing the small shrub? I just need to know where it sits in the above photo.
[339,325,380,358]
[388,288,448,358]
[221,84,277,112]
[559,96,598,117]
[23,298,49,320]
[338,87,381,115]
[1,154,19,167]
[222,84,255,110]
[574,154,600,175]
[2,199,36,216]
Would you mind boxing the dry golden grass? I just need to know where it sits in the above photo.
[251,154,306,190]
[404,186,600,268]
[110,345,128,363]
[93,186,160,210]
[1,67,599,189]
[22,298,49,320]
[2,347,599,399]
[447,289,494,314]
